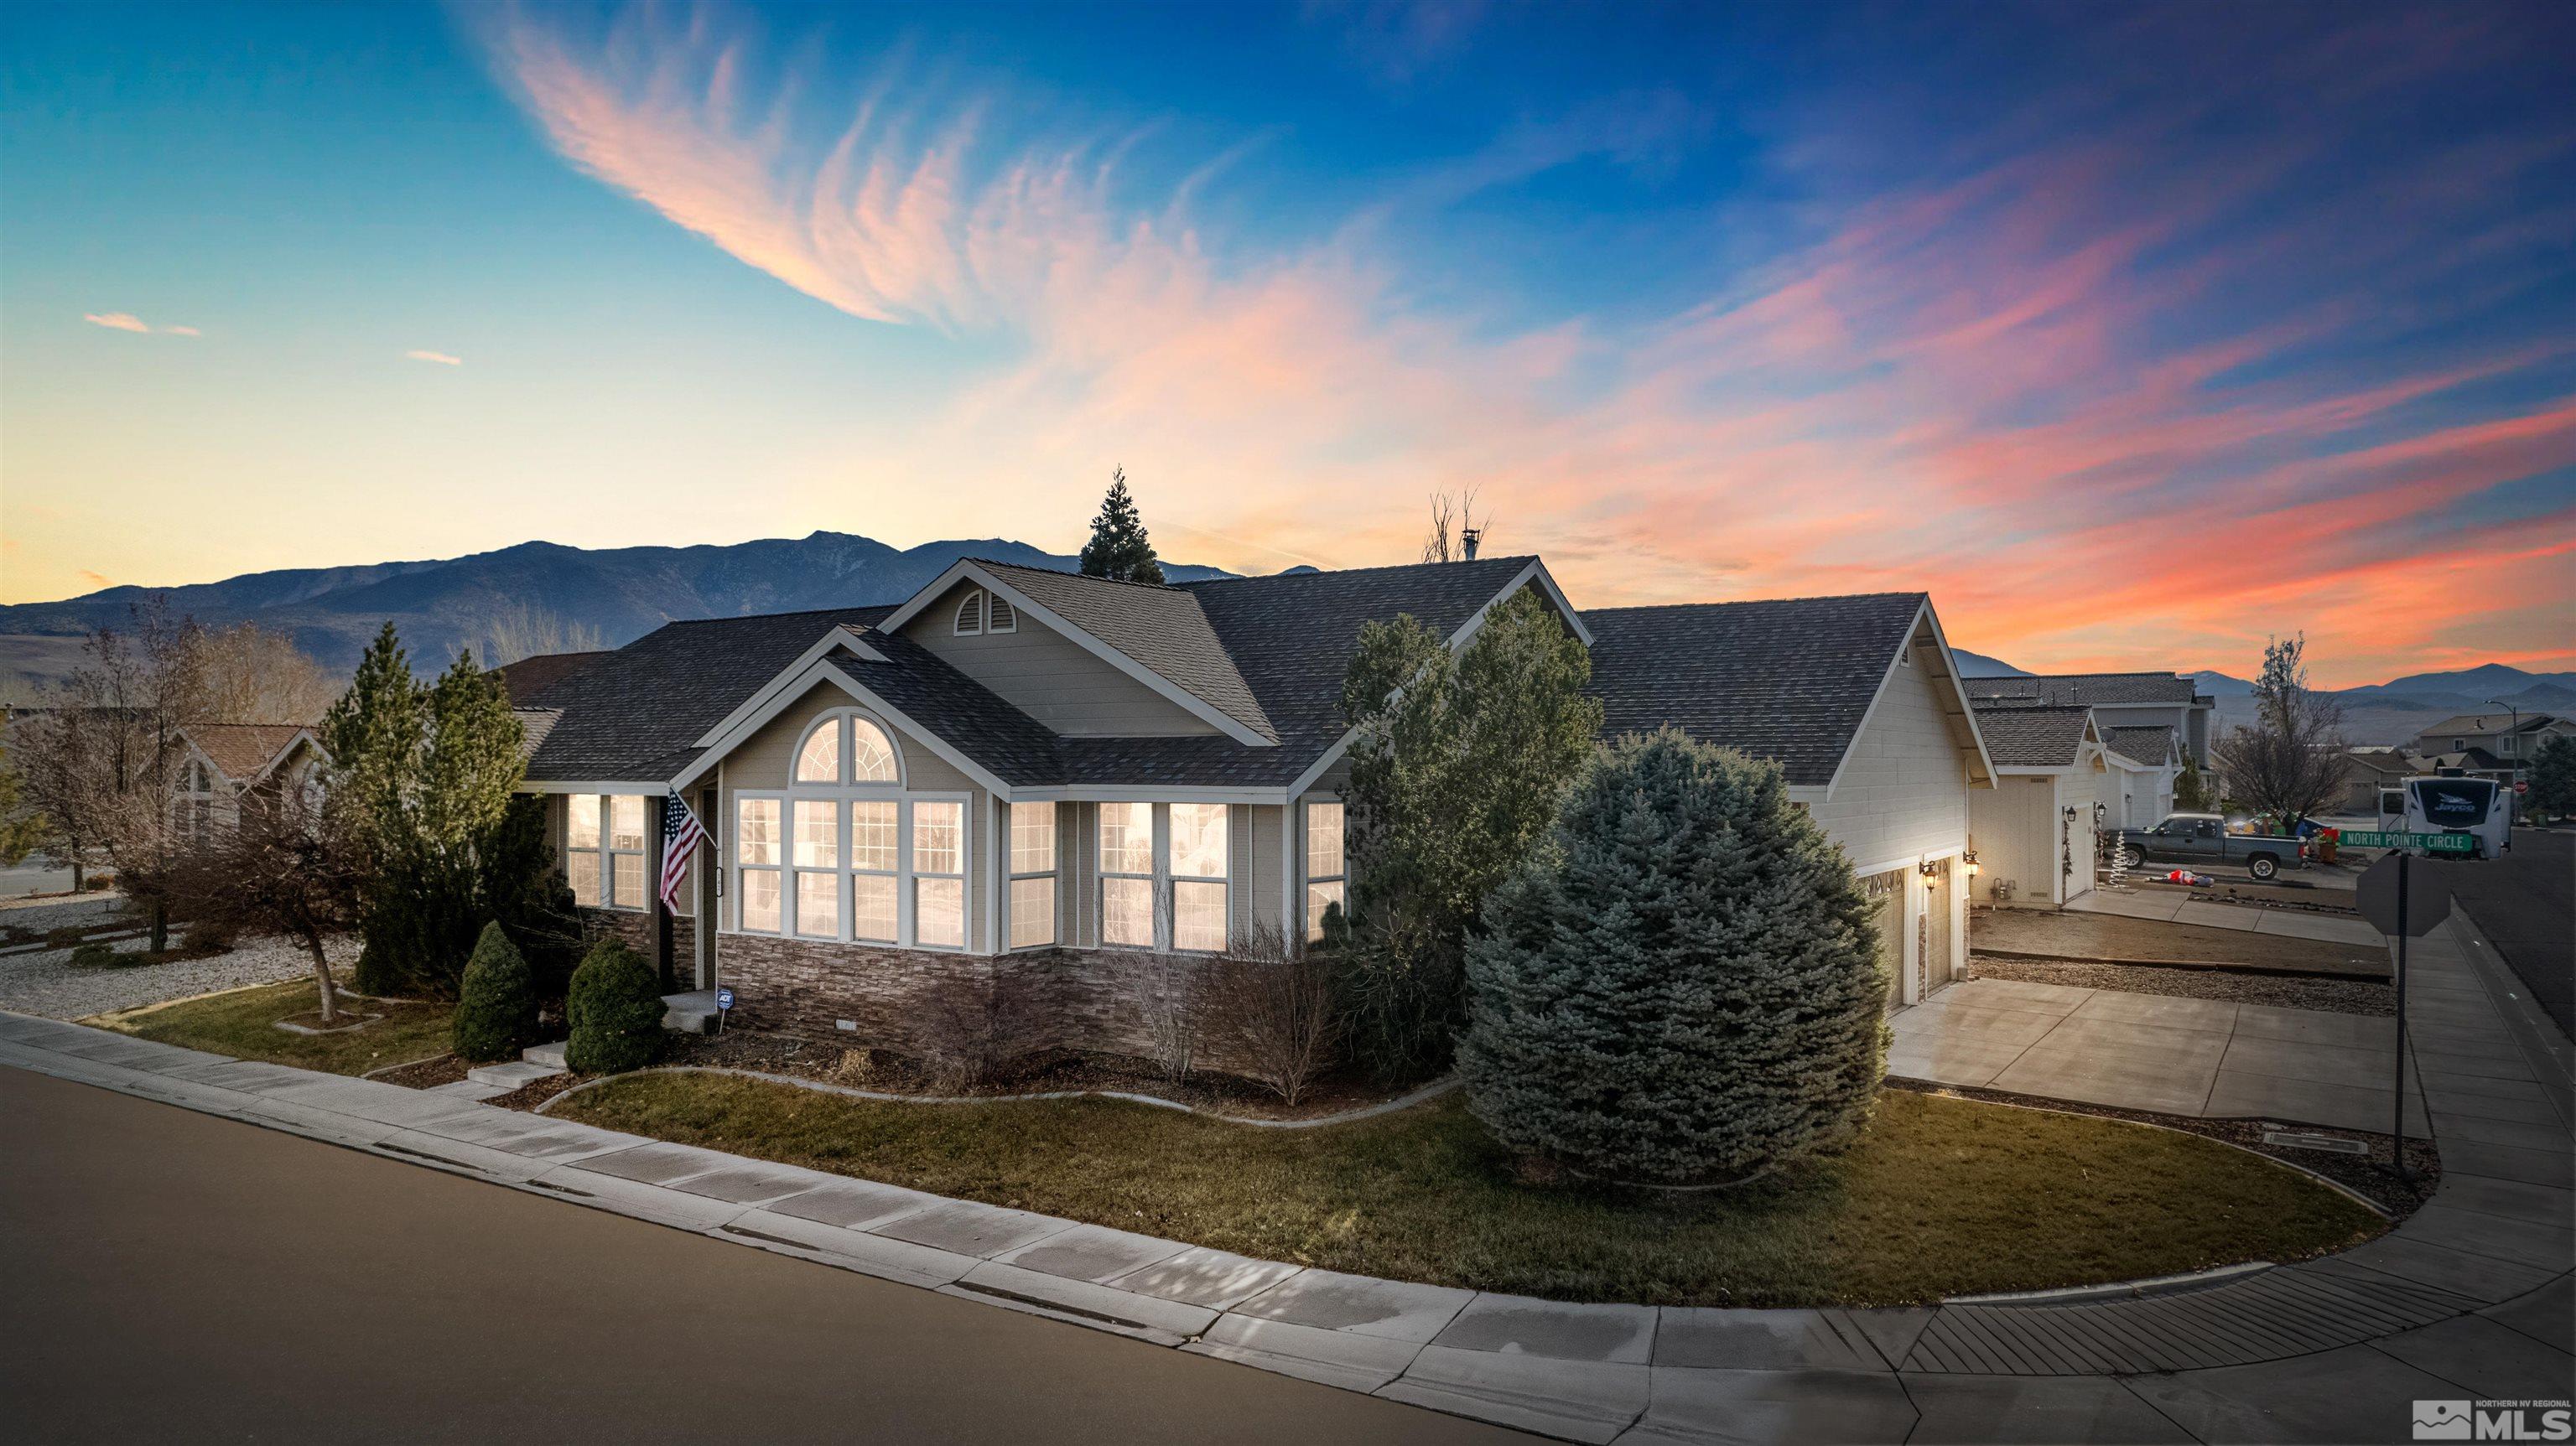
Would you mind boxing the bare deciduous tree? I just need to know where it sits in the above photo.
[2212,634,2346,827]
[1128,956,1202,1086]
[158,788,364,1024]
[1420,489,1489,563]
[1202,924,1343,1105]
[475,603,608,668]
[194,622,339,723]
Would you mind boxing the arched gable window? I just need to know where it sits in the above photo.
[791,713,902,785]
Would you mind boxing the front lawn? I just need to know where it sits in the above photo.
[549,1075,2384,1307]
[95,979,454,1076]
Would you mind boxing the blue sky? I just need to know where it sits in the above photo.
[3,0,2571,683]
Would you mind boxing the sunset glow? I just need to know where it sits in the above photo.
[3,1,2569,685]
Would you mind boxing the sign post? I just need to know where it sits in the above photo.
[714,984,735,1036]
[2355,852,2452,1181]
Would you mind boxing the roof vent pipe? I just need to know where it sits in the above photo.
[1460,527,1481,561]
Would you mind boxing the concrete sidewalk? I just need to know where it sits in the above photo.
[2068,888,2385,947]
[1890,978,2430,1132]
[3,909,2567,1444]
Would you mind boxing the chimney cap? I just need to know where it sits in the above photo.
[1460,526,1482,560]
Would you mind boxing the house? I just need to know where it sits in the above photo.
[2334,745,2428,816]
[2411,713,2573,785]
[1966,672,2212,767]
[510,555,1996,1062]
[169,723,326,841]
[1964,703,2106,908]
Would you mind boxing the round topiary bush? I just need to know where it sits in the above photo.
[1459,728,1887,1186]
[564,936,665,1075]
[451,921,541,1064]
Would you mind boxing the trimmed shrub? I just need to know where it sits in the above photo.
[452,921,541,1063]
[564,937,665,1075]
[180,917,238,956]
[1460,728,1886,1185]
[69,940,120,969]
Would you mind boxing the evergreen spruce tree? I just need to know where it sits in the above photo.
[566,936,666,1075]
[480,795,584,999]
[452,921,540,1063]
[323,625,428,995]
[1078,469,1165,584]
[1460,729,1885,1185]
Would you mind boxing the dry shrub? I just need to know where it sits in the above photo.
[917,967,1040,1091]
[1202,924,1343,1106]
[1127,956,1202,1086]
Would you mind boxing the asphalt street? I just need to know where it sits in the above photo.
[2437,827,2573,1034]
[0,1066,1519,1445]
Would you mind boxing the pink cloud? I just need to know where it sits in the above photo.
[81,312,152,333]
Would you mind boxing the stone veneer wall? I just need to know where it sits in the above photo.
[713,931,1263,1075]
[579,907,698,985]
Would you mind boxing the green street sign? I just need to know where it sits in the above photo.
[2338,830,2475,854]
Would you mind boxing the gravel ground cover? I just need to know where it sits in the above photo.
[1967,954,2396,1016]
[0,933,351,1020]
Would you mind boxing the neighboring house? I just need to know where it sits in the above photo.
[1966,672,2213,766]
[2334,745,2428,816]
[2410,713,2574,784]
[2099,724,2181,830]
[1965,703,2106,909]
[169,723,326,841]
[512,554,1997,1062]
[492,650,610,706]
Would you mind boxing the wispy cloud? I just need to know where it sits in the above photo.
[404,350,464,366]
[82,312,153,333]
[163,324,201,336]
[481,3,2576,685]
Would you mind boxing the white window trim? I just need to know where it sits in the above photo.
[566,793,652,912]
[1091,801,1233,956]
[987,593,1018,634]
[1005,800,1058,952]
[723,749,974,951]
[904,792,974,952]
[1301,798,1347,943]
[954,590,984,637]
[730,790,787,935]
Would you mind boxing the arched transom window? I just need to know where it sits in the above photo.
[736,708,967,951]
[794,713,900,785]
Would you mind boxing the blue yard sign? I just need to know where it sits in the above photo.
[715,986,735,1011]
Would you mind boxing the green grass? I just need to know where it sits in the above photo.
[550,1075,2385,1307]
[97,979,455,1077]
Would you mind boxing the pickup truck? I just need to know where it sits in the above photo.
[2106,812,2309,881]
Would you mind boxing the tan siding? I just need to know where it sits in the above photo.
[1968,774,2063,907]
[900,579,1215,737]
[1246,802,1284,936]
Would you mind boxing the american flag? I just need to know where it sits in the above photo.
[658,796,708,913]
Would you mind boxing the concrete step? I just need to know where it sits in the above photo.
[661,988,718,1035]
[464,1059,567,1091]
[423,1079,514,1101]
[523,1040,569,1070]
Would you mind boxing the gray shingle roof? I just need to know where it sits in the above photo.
[972,559,1276,742]
[2104,723,2179,768]
[1971,672,2197,705]
[1970,702,2093,769]
[1583,593,1928,786]
[523,606,893,782]
[829,631,1062,786]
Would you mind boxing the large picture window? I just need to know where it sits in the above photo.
[566,793,652,910]
[727,709,969,951]
[1099,801,1155,948]
[1009,801,1057,950]
[1170,803,1229,953]
[1096,801,1232,953]
[1304,801,1346,942]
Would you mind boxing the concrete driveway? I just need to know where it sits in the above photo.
[1889,977,2428,1133]
[2067,888,2384,947]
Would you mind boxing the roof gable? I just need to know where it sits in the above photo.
[1971,703,2097,770]
[179,724,318,785]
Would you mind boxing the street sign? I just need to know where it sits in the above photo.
[2338,830,2475,854]
[2357,852,2449,938]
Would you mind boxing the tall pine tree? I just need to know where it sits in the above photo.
[1078,468,1165,583]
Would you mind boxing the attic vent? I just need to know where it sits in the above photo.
[987,593,1017,633]
[954,590,984,636]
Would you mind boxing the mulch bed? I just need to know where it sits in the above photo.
[1970,955,2394,1016]
[633,1029,1410,1121]
[372,1054,470,1088]
[1884,1078,2440,1216]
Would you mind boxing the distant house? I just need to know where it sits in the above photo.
[507,555,1999,1062]
[169,723,326,841]
[2334,745,2427,815]
[2410,713,2573,784]
[1966,672,2213,767]
[1966,703,2107,908]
